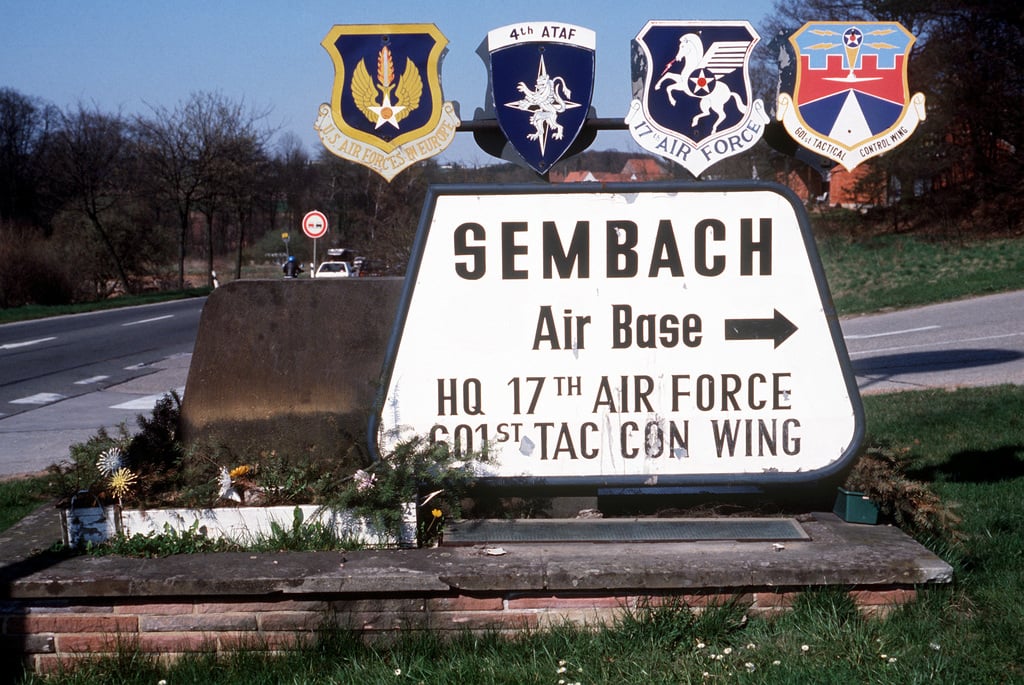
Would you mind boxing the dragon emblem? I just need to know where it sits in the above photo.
[504,56,580,155]
[487,21,595,175]
[350,45,423,130]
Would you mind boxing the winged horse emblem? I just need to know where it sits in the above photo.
[654,33,749,133]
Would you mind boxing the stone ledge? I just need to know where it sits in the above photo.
[1,512,951,600]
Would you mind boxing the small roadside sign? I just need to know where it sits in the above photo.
[373,182,864,490]
[302,210,328,239]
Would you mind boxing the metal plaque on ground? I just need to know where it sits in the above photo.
[373,182,864,491]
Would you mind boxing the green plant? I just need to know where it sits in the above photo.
[86,507,362,557]
[47,391,186,509]
[94,520,235,557]
[333,437,495,546]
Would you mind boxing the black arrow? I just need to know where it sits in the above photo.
[724,310,798,348]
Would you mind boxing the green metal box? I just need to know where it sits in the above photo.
[833,487,879,525]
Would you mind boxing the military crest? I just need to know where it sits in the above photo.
[776,22,926,171]
[314,24,460,181]
[487,22,595,175]
[626,21,768,177]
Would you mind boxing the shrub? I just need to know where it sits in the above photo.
[844,445,963,543]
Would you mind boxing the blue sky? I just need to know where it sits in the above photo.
[1,1,778,165]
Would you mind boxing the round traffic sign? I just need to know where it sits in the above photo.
[301,210,328,239]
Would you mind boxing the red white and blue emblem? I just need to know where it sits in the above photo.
[314,24,460,181]
[777,22,926,171]
[488,22,595,175]
[626,21,768,177]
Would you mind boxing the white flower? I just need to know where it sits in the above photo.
[354,469,377,492]
[97,447,124,476]
[745,662,756,672]
[723,647,733,655]
[930,642,941,651]
[393,667,401,676]
[218,467,241,502]
[772,660,781,666]
[801,644,810,653]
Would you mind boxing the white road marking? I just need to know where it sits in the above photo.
[74,375,110,385]
[0,336,57,350]
[122,315,173,327]
[10,392,66,405]
[123,363,147,370]
[844,325,941,340]
[110,393,167,409]
[847,332,1022,357]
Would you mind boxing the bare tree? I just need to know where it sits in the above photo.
[0,88,56,230]
[135,91,271,289]
[49,103,135,294]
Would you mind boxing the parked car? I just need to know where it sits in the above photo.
[315,261,356,278]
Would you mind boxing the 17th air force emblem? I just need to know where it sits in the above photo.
[626,21,768,177]
[777,22,926,171]
[314,24,460,181]
[488,22,595,175]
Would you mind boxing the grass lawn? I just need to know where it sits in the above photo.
[817,233,1024,315]
[5,384,1023,684]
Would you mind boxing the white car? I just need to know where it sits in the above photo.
[315,261,356,278]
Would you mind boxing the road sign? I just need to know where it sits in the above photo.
[302,210,328,239]
[373,182,864,489]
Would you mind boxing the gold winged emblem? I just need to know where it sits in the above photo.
[351,46,423,129]
[315,24,460,182]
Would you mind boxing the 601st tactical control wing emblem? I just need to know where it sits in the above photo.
[488,22,595,175]
[776,22,926,171]
[314,24,460,181]
[626,21,768,177]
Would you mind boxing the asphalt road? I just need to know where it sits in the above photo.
[840,289,1024,395]
[1,289,1022,479]
[0,298,204,478]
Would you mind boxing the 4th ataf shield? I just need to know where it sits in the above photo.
[488,22,595,175]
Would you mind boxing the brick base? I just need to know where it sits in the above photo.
[3,585,919,675]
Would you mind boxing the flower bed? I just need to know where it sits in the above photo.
[60,502,410,549]
[49,392,492,552]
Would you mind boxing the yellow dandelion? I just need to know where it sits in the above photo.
[229,464,253,480]
[431,508,443,519]
[108,468,137,499]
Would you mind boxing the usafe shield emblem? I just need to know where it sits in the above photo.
[777,22,926,171]
[314,24,460,182]
[626,21,768,177]
[488,22,595,175]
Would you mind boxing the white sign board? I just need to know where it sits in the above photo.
[375,183,863,488]
[302,210,328,239]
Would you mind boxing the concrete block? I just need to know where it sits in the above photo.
[180,278,404,465]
